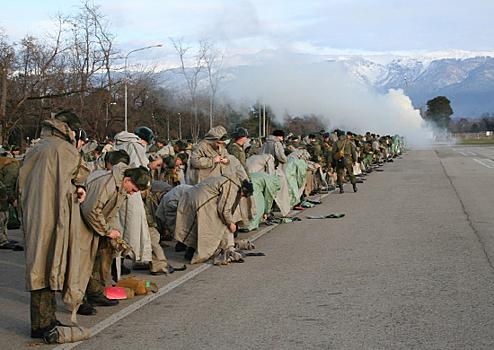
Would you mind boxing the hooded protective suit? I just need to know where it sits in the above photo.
[246,154,290,216]
[288,149,320,197]
[155,184,193,235]
[259,134,288,170]
[113,131,151,263]
[247,172,281,231]
[186,126,230,185]
[80,163,129,290]
[285,158,308,207]
[174,173,243,264]
[19,118,89,311]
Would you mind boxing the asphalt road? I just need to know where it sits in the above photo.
[1,145,494,349]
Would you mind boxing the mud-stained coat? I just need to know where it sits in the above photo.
[18,119,89,311]
[174,173,242,264]
[186,126,230,185]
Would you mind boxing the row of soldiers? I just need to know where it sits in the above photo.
[7,106,403,344]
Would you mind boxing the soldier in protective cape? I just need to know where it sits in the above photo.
[186,126,230,185]
[79,165,151,316]
[18,108,91,342]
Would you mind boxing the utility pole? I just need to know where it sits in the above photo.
[124,44,163,131]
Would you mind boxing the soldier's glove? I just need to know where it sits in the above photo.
[110,237,133,257]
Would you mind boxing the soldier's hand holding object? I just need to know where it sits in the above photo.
[214,155,222,163]
[108,230,120,239]
[229,222,237,233]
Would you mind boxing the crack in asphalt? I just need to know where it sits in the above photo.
[435,149,494,272]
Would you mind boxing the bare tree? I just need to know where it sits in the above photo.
[200,36,226,129]
[170,37,205,141]
[0,28,14,144]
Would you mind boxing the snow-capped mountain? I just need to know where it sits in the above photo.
[158,49,494,119]
[328,51,494,118]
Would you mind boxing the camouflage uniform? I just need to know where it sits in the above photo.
[227,141,251,180]
[333,135,357,186]
[0,158,19,246]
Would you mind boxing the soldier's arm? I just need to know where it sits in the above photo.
[351,143,358,163]
[2,162,19,204]
[275,142,288,164]
[81,183,115,237]
[217,180,238,226]
[190,147,215,169]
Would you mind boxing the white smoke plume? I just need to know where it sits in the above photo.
[224,54,432,148]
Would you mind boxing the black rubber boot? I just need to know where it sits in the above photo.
[184,247,196,261]
[339,185,344,194]
[87,291,119,307]
[77,298,97,315]
[353,183,358,192]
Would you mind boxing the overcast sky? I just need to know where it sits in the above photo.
[2,0,494,66]
[3,0,489,138]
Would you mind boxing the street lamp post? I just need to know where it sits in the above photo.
[167,115,170,141]
[124,44,163,131]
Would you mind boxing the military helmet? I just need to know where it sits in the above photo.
[134,126,155,145]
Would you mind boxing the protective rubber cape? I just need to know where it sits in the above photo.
[247,172,281,231]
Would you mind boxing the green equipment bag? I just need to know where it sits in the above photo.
[333,140,347,160]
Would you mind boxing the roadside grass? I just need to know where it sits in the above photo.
[459,139,494,145]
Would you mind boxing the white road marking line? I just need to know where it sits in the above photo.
[0,260,24,268]
[473,158,494,169]
[459,151,477,156]
[54,190,332,349]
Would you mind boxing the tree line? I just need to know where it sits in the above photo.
[0,1,329,151]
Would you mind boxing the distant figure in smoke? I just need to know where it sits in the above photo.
[333,130,358,194]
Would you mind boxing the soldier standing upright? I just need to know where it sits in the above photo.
[333,130,358,194]
[18,108,90,341]
[0,152,21,250]
[227,127,251,180]
[259,129,288,171]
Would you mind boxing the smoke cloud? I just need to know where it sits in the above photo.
[224,52,432,148]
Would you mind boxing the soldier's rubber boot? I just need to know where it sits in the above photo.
[77,297,97,315]
[339,185,344,194]
[353,183,358,192]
